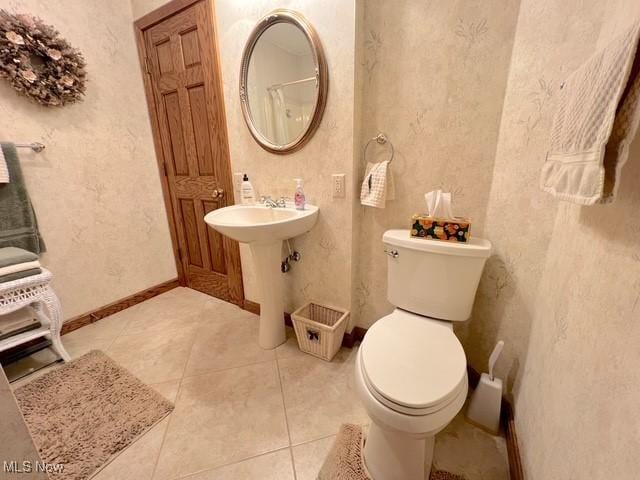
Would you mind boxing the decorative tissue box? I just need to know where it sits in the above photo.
[410,214,471,242]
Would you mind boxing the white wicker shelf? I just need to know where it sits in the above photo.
[0,325,51,351]
[0,268,69,362]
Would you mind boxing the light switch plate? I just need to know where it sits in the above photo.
[332,174,345,198]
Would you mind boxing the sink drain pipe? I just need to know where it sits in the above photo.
[281,240,301,273]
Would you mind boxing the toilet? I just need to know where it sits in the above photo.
[355,229,492,480]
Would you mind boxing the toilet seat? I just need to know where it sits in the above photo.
[360,309,467,416]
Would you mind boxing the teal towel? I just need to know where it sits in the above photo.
[0,144,45,254]
[0,247,38,268]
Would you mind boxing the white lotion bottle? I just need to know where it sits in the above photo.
[240,174,255,205]
[294,178,306,210]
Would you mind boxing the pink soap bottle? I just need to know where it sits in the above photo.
[294,178,306,210]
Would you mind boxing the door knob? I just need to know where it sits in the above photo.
[212,188,225,198]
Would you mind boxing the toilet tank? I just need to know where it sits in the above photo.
[383,229,492,321]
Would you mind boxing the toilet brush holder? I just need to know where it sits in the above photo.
[466,373,503,434]
[466,340,504,435]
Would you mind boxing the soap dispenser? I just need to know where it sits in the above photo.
[240,174,255,205]
[294,178,306,210]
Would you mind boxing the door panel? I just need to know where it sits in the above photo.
[140,0,243,304]
[156,40,174,73]
[180,28,201,67]
[163,92,189,175]
[203,199,227,275]
[179,199,203,268]
[187,85,215,175]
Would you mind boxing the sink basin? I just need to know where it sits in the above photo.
[204,203,319,349]
[204,203,318,244]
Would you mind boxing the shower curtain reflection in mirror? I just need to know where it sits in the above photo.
[264,78,315,144]
[244,17,323,150]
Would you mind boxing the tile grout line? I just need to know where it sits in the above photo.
[156,356,339,480]
[62,292,339,480]
[84,299,278,479]
[275,357,298,480]
[89,316,179,480]
[66,294,205,480]
[148,324,201,480]
[110,317,209,340]
[103,333,119,351]
[148,351,292,478]
[171,445,293,480]
[290,431,338,448]
[180,356,276,381]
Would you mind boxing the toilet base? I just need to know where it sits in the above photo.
[363,422,435,480]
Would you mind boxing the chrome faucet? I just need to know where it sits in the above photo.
[259,196,289,208]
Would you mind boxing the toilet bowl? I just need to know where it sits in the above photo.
[355,309,468,480]
[356,230,492,480]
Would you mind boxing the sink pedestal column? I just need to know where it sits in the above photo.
[250,240,286,349]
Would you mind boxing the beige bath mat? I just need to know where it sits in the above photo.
[13,350,174,480]
[318,424,466,480]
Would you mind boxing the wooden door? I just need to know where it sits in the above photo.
[135,0,243,305]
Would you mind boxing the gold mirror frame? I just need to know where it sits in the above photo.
[239,9,328,155]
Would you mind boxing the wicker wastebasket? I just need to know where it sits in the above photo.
[291,302,350,361]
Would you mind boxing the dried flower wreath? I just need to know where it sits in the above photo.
[0,10,86,106]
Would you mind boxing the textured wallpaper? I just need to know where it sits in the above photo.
[213,0,357,316]
[0,0,177,319]
[352,0,520,329]
[130,0,358,319]
[353,3,640,476]
[129,2,640,476]
[463,0,640,478]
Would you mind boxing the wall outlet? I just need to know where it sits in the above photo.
[332,174,345,198]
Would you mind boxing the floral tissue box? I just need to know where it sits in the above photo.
[410,214,471,242]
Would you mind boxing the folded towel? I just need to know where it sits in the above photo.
[541,22,640,205]
[0,145,8,183]
[360,161,395,208]
[0,247,38,268]
[0,143,45,253]
[0,260,41,277]
[0,268,42,283]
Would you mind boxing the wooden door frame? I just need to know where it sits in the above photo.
[133,0,244,304]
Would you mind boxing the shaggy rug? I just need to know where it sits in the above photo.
[13,350,173,480]
[318,424,466,480]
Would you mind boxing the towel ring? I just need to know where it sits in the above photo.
[363,132,394,165]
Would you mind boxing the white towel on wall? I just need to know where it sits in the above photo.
[360,160,395,208]
[0,145,9,183]
[540,22,640,205]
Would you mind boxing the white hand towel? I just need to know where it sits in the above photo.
[541,21,640,205]
[0,144,9,183]
[360,160,394,208]
[0,260,41,276]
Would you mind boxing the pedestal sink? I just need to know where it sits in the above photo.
[204,203,319,349]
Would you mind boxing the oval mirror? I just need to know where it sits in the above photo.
[240,10,328,154]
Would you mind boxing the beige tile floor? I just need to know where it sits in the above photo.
[4,287,510,480]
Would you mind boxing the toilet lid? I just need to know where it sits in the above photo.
[360,310,467,412]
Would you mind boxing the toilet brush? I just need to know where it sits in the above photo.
[466,340,504,435]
